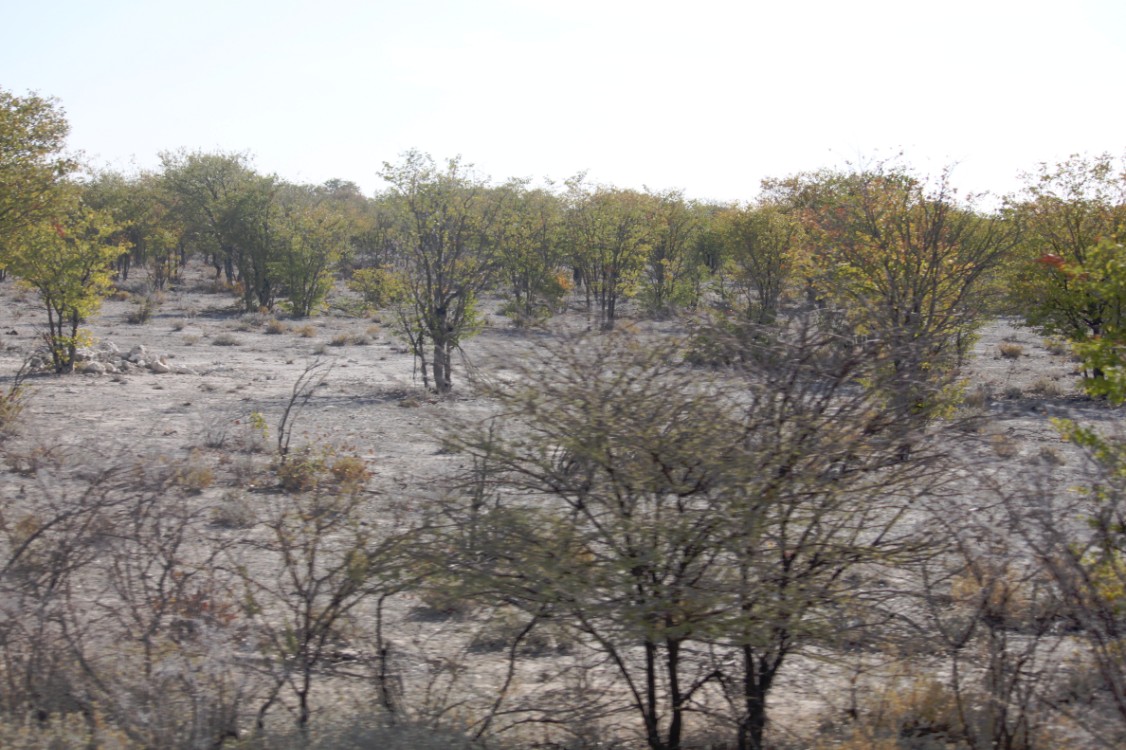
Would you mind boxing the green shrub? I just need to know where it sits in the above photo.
[348,267,406,311]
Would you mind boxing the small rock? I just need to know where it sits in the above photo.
[81,361,105,375]
[150,360,172,374]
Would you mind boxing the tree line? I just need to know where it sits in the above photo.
[4,88,1126,397]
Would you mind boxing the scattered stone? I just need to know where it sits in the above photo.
[81,361,105,375]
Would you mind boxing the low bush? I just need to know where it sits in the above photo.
[212,333,240,346]
[210,489,257,529]
[998,342,1024,359]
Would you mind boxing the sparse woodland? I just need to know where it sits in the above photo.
[3,87,1126,749]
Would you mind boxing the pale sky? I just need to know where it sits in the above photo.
[3,0,1124,203]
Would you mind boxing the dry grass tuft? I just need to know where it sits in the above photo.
[998,342,1024,359]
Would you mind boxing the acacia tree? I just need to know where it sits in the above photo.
[380,151,502,393]
[438,322,936,750]
[6,197,128,372]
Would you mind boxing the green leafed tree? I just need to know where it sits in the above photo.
[639,189,704,318]
[1005,154,1126,382]
[772,164,1018,427]
[82,170,184,287]
[437,323,936,750]
[493,181,569,326]
[0,88,75,279]
[379,151,502,393]
[563,180,654,330]
[713,203,802,324]
[6,196,128,372]
[160,150,283,310]
[270,188,348,317]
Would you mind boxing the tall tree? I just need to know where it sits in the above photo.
[493,181,568,325]
[714,203,802,324]
[438,323,935,750]
[773,164,1018,426]
[6,193,128,372]
[160,150,283,310]
[83,170,184,286]
[564,181,654,330]
[380,151,502,393]
[640,189,703,318]
[270,187,348,318]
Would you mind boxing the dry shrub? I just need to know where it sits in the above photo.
[999,342,1024,359]
[1043,338,1070,356]
[126,294,161,324]
[275,452,324,493]
[275,448,369,495]
[1029,378,1063,397]
[1036,445,1066,466]
[412,580,474,620]
[0,386,26,437]
[948,559,1062,633]
[210,489,257,529]
[295,324,316,338]
[816,675,964,750]
[468,608,574,656]
[328,454,370,492]
[818,671,1062,750]
[249,716,483,750]
[3,442,64,476]
[990,433,1020,459]
[211,333,240,347]
[264,319,288,335]
[329,332,371,347]
[961,385,990,410]
[173,450,215,493]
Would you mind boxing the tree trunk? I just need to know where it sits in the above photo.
[432,340,453,394]
[738,645,774,750]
